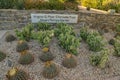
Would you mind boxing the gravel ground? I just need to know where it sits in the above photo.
[0,30,120,80]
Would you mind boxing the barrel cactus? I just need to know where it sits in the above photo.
[40,49,54,62]
[0,51,6,62]
[42,61,60,79]
[6,67,29,80]
[109,38,115,45]
[18,52,34,65]
[62,54,77,68]
[5,34,16,42]
[16,40,29,52]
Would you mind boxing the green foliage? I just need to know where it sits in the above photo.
[5,34,16,42]
[102,0,119,12]
[0,0,15,9]
[90,49,109,68]
[55,23,75,37]
[80,26,89,41]
[32,30,54,47]
[90,53,101,66]
[15,24,33,41]
[99,49,109,68]
[18,53,34,65]
[40,52,55,62]
[16,41,29,52]
[42,62,59,79]
[36,22,51,31]
[114,40,120,57]
[116,24,120,32]
[86,31,104,52]
[81,0,98,8]
[58,33,80,55]
[14,0,25,10]
[6,68,29,80]
[62,54,77,68]
[55,23,80,55]
[0,51,6,62]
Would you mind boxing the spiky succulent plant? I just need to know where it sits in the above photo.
[39,50,55,62]
[42,61,60,79]
[5,34,16,42]
[6,67,29,80]
[109,38,115,45]
[0,51,6,62]
[16,40,29,52]
[18,52,34,65]
[62,54,77,68]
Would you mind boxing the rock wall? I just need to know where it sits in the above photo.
[0,9,120,30]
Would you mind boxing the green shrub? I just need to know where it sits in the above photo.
[55,23,75,37]
[32,30,54,47]
[81,0,98,8]
[90,49,109,68]
[86,31,104,52]
[36,22,51,31]
[80,26,89,41]
[58,33,80,55]
[0,0,15,9]
[102,0,119,12]
[114,40,120,57]
[15,24,33,41]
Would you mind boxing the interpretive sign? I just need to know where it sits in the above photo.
[31,13,78,23]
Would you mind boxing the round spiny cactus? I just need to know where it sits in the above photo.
[6,67,29,80]
[109,38,115,45]
[0,51,6,62]
[39,51,54,62]
[16,40,29,52]
[42,61,60,79]
[18,53,34,65]
[62,54,77,68]
[5,34,16,42]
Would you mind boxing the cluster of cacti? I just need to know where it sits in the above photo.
[114,40,120,57]
[16,40,29,52]
[86,30,105,52]
[6,67,29,80]
[18,51,34,65]
[40,47,54,62]
[62,54,77,68]
[54,23,75,37]
[90,49,109,68]
[32,30,54,47]
[58,33,80,55]
[0,51,6,62]
[36,22,51,31]
[42,61,59,79]
[55,23,80,55]
[80,26,89,41]
[15,23,33,41]
[5,34,16,42]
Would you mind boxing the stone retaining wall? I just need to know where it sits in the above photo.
[0,9,120,30]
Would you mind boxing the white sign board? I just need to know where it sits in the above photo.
[31,14,78,23]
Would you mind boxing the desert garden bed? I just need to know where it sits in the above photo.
[0,23,120,80]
